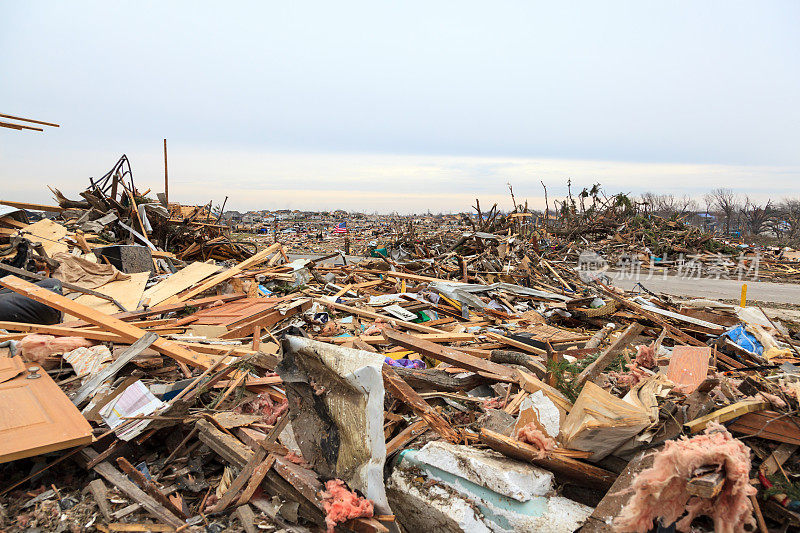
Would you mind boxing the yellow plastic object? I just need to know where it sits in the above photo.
[740,283,747,308]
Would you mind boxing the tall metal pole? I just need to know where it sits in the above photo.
[163,139,169,206]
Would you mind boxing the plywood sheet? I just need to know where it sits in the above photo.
[190,298,284,327]
[142,261,222,306]
[666,346,710,393]
[0,360,93,463]
[67,272,149,320]
[15,219,68,255]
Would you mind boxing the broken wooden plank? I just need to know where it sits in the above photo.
[728,410,800,445]
[480,428,617,490]
[382,366,460,443]
[316,299,443,334]
[116,456,188,519]
[86,479,113,521]
[684,400,769,433]
[761,443,798,476]
[81,449,184,528]
[196,419,254,469]
[382,328,514,379]
[0,275,216,369]
[210,446,268,513]
[576,322,644,387]
[686,470,726,499]
[484,331,547,356]
[234,505,259,533]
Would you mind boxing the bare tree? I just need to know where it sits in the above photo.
[708,188,740,234]
[741,196,775,236]
[640,193,698,219]
[779,198,800,240]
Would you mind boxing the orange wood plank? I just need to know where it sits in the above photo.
[0,275,216,369]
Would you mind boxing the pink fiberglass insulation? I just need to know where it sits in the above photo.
[610,343,657,390]
[236,392,288,425]
[515,423,556,457]
[614,423,755,533]
[20,334,95,367]
[284,451,308,465]
[320,479,374,533]
[363,318,391,336]
[634,343,657,368]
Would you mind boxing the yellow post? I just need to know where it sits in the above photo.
[740,284,747,308]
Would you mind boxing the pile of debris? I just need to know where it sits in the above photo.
[2,187,800,532]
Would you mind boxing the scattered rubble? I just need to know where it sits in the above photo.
[1,173,800,532]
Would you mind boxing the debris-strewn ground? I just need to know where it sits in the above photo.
[2,165,800,532]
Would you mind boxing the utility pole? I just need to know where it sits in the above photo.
[163,139,169,206]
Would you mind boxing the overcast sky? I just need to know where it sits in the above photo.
[1,1,798,213]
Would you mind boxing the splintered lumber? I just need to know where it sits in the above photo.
[237,454,277,506]
[173,243,281,302]
[728,411,800,445]
[686,470,726,499]
[0,322,124,342]
[87,479,113,521]
[321,332,475,345]
[0,200,64,212]
[234,505,259,533]
[316,299,442,334]
[382,366,460,443]
[598,285,707,347]
[210,446,269,512]
[196,419,253,469]
[116,457,188,519]
[684,400,769,433]
[382,328,514,379]
[761,444,798,476]
[81,449,184,528]
[576,322,644,387]
[514,369,573,413]
[386,419,428,455]
[480,428,616,489]
[0,275,216,369]
[484,331,547,356]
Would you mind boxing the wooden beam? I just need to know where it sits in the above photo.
[116,457,187,519]
[382,328,514,379]
[0,275,216,369]
[0,113,59,127]
[382,366,460,443]
[480,429,617,489]
[484,331,547,356]
[0,200,63,212]
[316,299,442,335]
[318,332,475,345]
[575,322,644,387]
[81,449,184,528]
[173,243,282,303]
[684,400,769,433]
[687,470,725,499]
